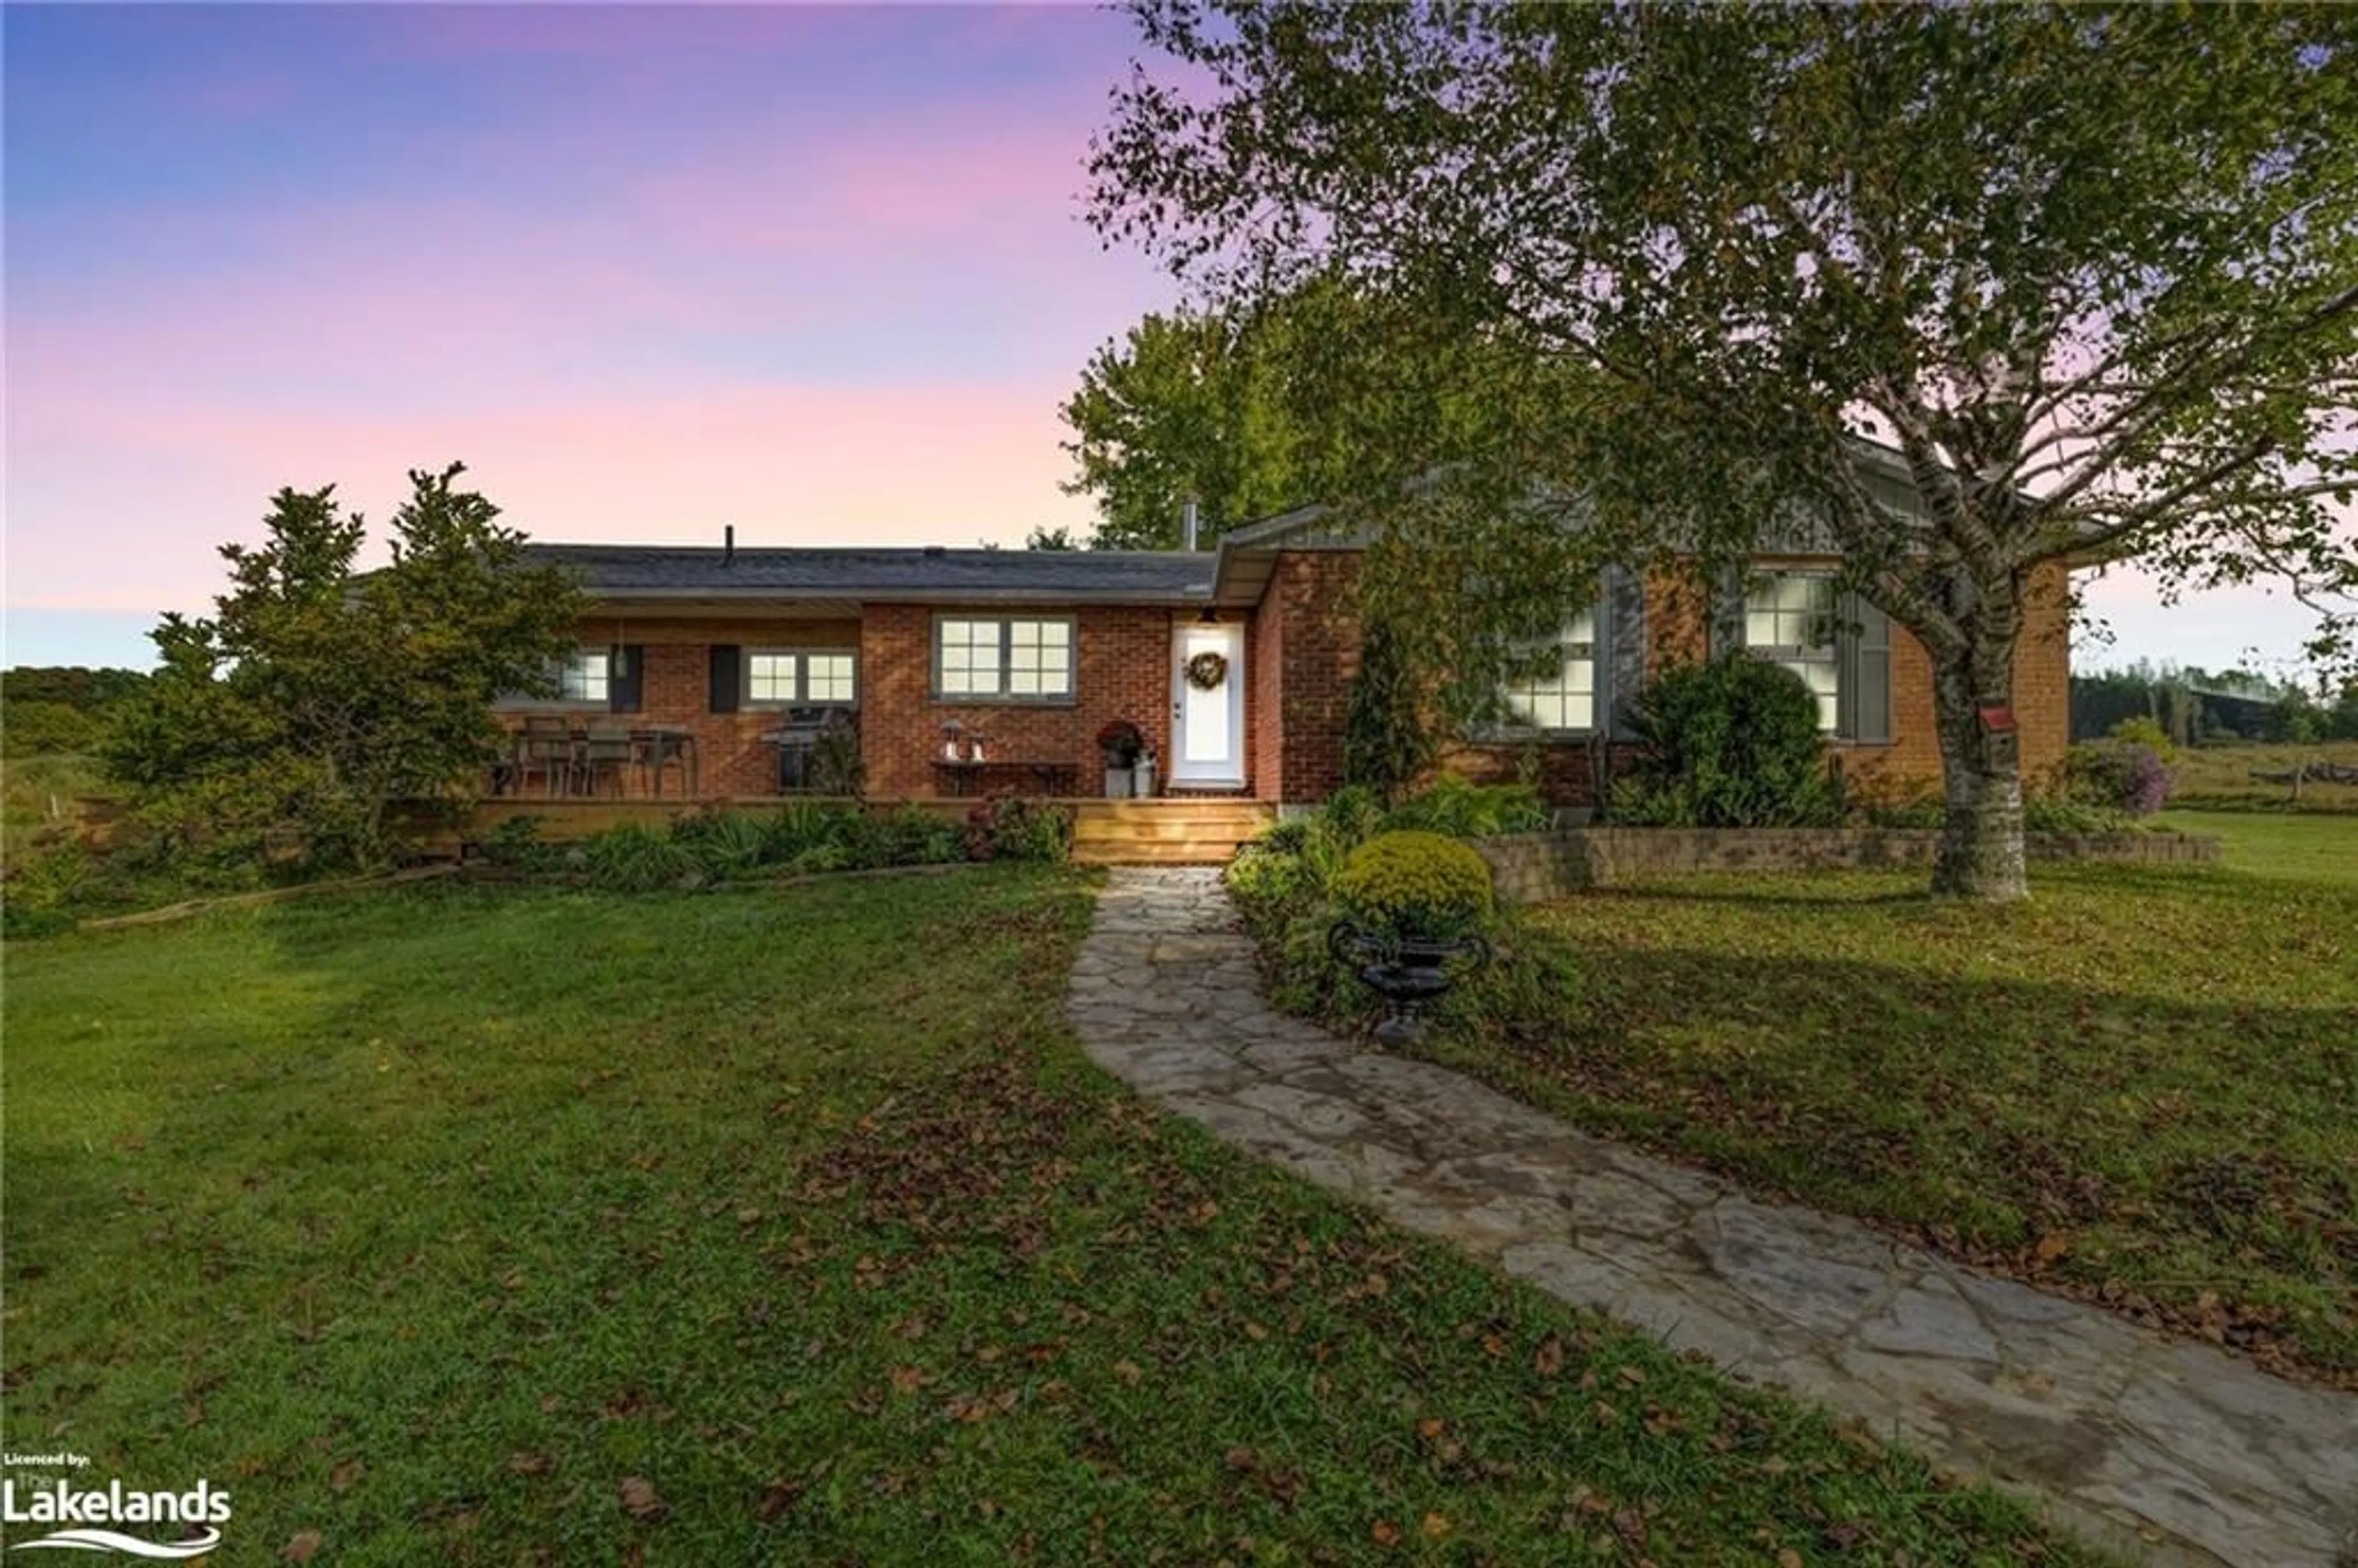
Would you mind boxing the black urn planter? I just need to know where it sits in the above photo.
[1328,920,1492,1046]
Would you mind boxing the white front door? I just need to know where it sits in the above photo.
[1170,622,1245,787]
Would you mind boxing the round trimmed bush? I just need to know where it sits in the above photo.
[1619,656,1835,826]
[1330,830,1495,939]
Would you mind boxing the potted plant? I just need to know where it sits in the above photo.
[1326,831,1495,1045]
[1095,719,1145,798]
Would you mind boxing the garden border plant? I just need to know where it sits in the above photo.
[474,797,1074,896]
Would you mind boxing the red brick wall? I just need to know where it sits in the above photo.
[1842,559,2073,796]
[499,617,860,798]
[1264,552,1365,805]
[1250,583,1288,803]
[1257,551,2073,810]
[858,604,1255,799]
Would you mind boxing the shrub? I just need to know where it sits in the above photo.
[580,823,709,893]
[808,724,865,797]
[963,796,1073,863]
[1330,831,1495,941]
[2063,740,2172,817]
[478,814,552,869]
[1341,618,1438,801]
[2105,714,2179,763]
[860,804,970,867]
[668,808,774,874]
[1842,775,1946,830]
[765,801,862,863]
[1319,783,1388,850]
[1616,657,1837,827]
[1380,772,1551,837]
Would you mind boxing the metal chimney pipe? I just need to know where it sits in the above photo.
[1182,497,1199,552]
[723,524,736,567]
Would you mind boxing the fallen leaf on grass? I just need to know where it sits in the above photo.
[618,1477,665,1520]
[1370,1518,1401,1546]
[281,1532,323,1562]
[328,1459,362,1493]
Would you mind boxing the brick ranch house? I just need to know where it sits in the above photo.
[497,478,2069,820]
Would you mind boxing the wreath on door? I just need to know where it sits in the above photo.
[1186,650,1229,691]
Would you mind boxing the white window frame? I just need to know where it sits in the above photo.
[499,647,610,710]
[744,648,858,708]
[1498,607,1601,735]
[1744,570,1840,734]
[930,614,1075,704]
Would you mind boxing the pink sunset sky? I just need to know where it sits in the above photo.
[0,2,2332,679]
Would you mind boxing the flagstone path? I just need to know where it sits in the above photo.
[1065,867,2358,1568]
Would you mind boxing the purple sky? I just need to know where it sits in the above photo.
[0,2,2331,680]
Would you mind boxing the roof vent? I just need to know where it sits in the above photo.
[723,524,736,567]
[924,544,946,557]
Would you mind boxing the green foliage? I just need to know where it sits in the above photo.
[1094,4,2358,899]
[554,804,981,891]
[2063,740,2174,817]
[2106,715,2179,763]
[963,796,1075,863]
[2,666,152,711]
[1330,831,1496,940]
[668,806,777,875]
[3,701,104,758]
[101,465,584,877]
[860,802,973,867]
[1614,658,1837,828]
[1059,297,1347,549]
[807,723,866,797]
[1380,772,1551,838]
[478,814,551,870]
[578,823,708,893]
[2,667,153,761]
[1340,616,1436,801]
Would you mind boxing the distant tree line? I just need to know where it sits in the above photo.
[2071,663,2358,745]
[2,666,152,756]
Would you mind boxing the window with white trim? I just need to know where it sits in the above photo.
[933,615,1074,701]
[1500,608,1599,732]
[747,649,857,707]
[1744,571,1839,732]
[556,648,610,704]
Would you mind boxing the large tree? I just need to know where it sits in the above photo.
[1060,292,1385,549]
[1089,2,2358,899]
[105,465,583,872]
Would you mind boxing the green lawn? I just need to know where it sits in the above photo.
[2157,807,2358,883]
[2165,739,2358,813]
[1402,839,2358,1386]
[1,870,2092,1566]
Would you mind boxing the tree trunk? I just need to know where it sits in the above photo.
[1926,584,2029,902]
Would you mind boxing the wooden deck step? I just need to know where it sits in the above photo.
[1068,799,1273,865]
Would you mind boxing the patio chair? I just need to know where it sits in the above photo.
[515,716,578,798]
[580,726,635,798]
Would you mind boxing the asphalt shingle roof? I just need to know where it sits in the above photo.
[523,545,1217,603]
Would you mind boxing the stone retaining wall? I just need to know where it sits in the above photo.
[1478,826,2221,901]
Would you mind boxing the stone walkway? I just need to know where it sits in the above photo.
[1065,867,2358,1568]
